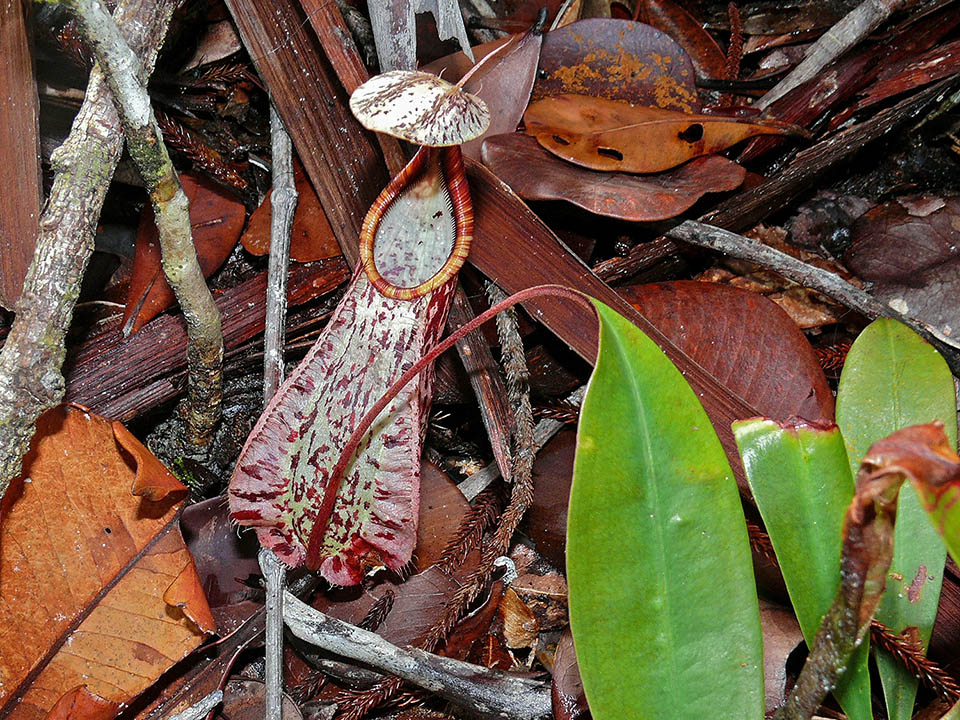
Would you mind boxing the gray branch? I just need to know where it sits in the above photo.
[283,591,552,719]
[756,0,906,110]
[67,0,224,444]
[168,690,223,720]
[0,0,178,501]
[264,104,297,401]
[666,220,960,374]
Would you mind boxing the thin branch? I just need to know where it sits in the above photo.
[756,0,906,110]
[283,592,551,720]
[0,0,178,501]
[259,549,287,720]
[666,220,960,374]
[264,104,297,401]
[67,0,224,443]
[169,690,223,720]
[261,103,297,720]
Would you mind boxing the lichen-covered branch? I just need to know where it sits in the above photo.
[67,0,223,444]
[0,0,178,501]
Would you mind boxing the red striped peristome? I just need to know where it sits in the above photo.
[358,145,473,301]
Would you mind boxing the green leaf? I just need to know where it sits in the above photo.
[568,300,763,720]
[733,419,872,720]
[836,318,958,720]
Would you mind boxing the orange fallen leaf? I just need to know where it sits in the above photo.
[524,94,807,173]
[240,158,341,262]
[0,405,215,720]
[123,173,245,335]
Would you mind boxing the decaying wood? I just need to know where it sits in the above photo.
[67,0,224,444]
[299,0,408,175]
[223,0,389,265]
[366,0,473,76]
[705,78,959,233]
[448,286,515,483]
[0,0,42,310]
[756,0,907,110]
[63,260,348,420]
[0,0,178,502]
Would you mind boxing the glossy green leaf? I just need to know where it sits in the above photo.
[568,300,763,720]
[836,318,958,720]
[733,419,872,720]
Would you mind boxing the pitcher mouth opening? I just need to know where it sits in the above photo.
[359,146,473,301]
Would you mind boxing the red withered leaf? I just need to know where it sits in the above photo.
[481,132,745,221]
[532,18,700,112]
[0,405,214,720]
[123,173,245,334]
[459,27,544,161]
[240,159,341,262]
[524,93,807,174]
[846,194,960,284]
[636,0,728,80]
[619,281,834,422]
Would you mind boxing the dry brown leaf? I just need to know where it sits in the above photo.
[498,588,539,649]
[459,27,544,161]
[696,224,853,330]
[481,132,745,221]
[240,159,341,262]
[524,93,806,173]
[0,405,214,720]
[636,0,728,80]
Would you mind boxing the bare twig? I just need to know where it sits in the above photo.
[169,690,223,720]
[283,593,552,720]
[259,549,287,720]
[264,105,297,400]
[66,0,224,444]
[261,102,297,720]
[0,0,178,501]
[756,0,906,110]
[666,220,960,374]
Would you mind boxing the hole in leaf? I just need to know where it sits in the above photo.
[104,527,112,534]
[596,147,624,161]
[678,124,704,143]
[552,135,570,146]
